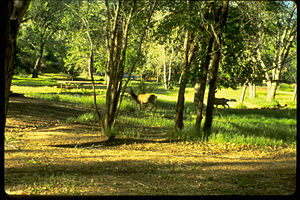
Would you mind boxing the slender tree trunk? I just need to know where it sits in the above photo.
[175,27,197,130]
[203,39,221,140]
[175,31,190,130]
[105,0,136,140]
[240,81,248,103]
[267,81,278,102]
[105,0,121,138]
[115,0,157,121]
[252,83,256,98]
[267,65,282,101]
[81,16,105,135]
[32,45,44,78]
[248,82,256,99]
[168,62,172,88]
[31,26,58,78]
[194,42,207,105]
[89,48,104,134]
[3,0,30,130]
[163,62,167,89]
[195,36,214,134]
[163,47,168,89]
[248,82,252,98]
[194,82,201,104]
[292,83,297,101]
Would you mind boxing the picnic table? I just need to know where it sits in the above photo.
[57,81,105,89]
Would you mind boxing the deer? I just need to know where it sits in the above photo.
[213,98,236,108]
[129,88,157,112]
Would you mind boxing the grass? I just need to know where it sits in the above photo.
[5,73,296,196]
[10,73,297,147]
[212,112,296,146]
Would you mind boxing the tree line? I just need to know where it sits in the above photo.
[3,0,297,140]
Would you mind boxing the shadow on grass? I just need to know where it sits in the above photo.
[50,138,175,149]
[8,96,91,122]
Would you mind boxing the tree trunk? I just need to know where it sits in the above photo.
[252,83,256,98]
[163,61,167,89]
[163,47,168,89]
[2,0,30,130]
[194,42,207,105]
[194,82,201,104]
[292,83,297,101]
[248,83,252,98]
[175,31,190,130]
[105,0,135,140]
[195,36,214,134]
[175,23,197,131]
[240,82,248,103]
[81,15,105,135]
[32,50,43,78]
[267,67,281,101]
[115,0,157,120]
[248,82,256,98]
[267,81,278,102]
[116,2,156,121]
[105,0,122,139]
[203,39,221,140]
[203,1,229,140]
[168,62,172,88]
[167,45,173,89]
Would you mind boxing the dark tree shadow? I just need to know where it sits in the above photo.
[50,137,179,149]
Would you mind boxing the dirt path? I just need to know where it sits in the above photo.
[4,97,296,195]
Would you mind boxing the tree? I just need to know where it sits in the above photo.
[116,0,157,120]
[175,29,198,130]
[144,16,183,85]
[203,1,229,140]
[193,2,215,133]
[194,36,214,133]
[64,0,105,133]
[61,0,107,79]
[20,0,66,78]
[2,0,30,129]
[256,1,297,101]
[104,0,136,140]
[174,0,198,130]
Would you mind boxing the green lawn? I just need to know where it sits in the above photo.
[10,73,297,147]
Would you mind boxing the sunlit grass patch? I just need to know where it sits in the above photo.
[11,85,60,94]
[67,112,99,124]
[212,111,296,146]
[9,74,297,147]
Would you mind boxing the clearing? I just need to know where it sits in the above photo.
[4,96,296,195]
